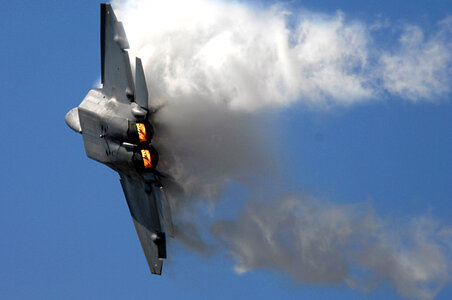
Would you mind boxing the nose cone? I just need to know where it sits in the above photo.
[65,107,82,133]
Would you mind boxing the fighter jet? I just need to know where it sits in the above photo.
[65,3,174,275]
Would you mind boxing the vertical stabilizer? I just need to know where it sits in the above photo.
[135,57,149,109]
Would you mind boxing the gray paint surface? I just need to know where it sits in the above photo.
[65,3,173,275]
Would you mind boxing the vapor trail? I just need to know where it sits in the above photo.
[212,196,451,300]
[111,0,452,298]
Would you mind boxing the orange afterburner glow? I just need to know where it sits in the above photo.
[136,123,147,142]
[141,149,152,168]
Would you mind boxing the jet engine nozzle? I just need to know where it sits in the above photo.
[133,145,159,170]
[65,108,82,133]
[128,121,154,144]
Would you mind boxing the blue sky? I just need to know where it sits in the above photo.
[1,0,451,299]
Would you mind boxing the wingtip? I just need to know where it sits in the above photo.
[149,259,163,275]
[101,3,111,10]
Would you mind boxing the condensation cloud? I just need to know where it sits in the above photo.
[380,17,452,101]
[114,0,452,109]
[110,0,452,298]
[212,197,451,300]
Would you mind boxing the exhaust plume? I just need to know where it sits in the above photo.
[111,0,452,298]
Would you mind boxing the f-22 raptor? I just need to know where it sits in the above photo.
[65,3,174,275]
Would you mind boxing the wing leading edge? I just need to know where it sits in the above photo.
[101,3,135,104]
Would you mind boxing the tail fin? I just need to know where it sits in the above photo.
[135,57,149,109]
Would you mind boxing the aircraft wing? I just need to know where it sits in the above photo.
[101,3,135,104]
[119,173,169,275]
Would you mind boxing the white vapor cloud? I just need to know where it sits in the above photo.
[114,0,452,108]
[114,0,375,109]
[110,0,452,298]
[212,197,451,300]
[380,17,452,101]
